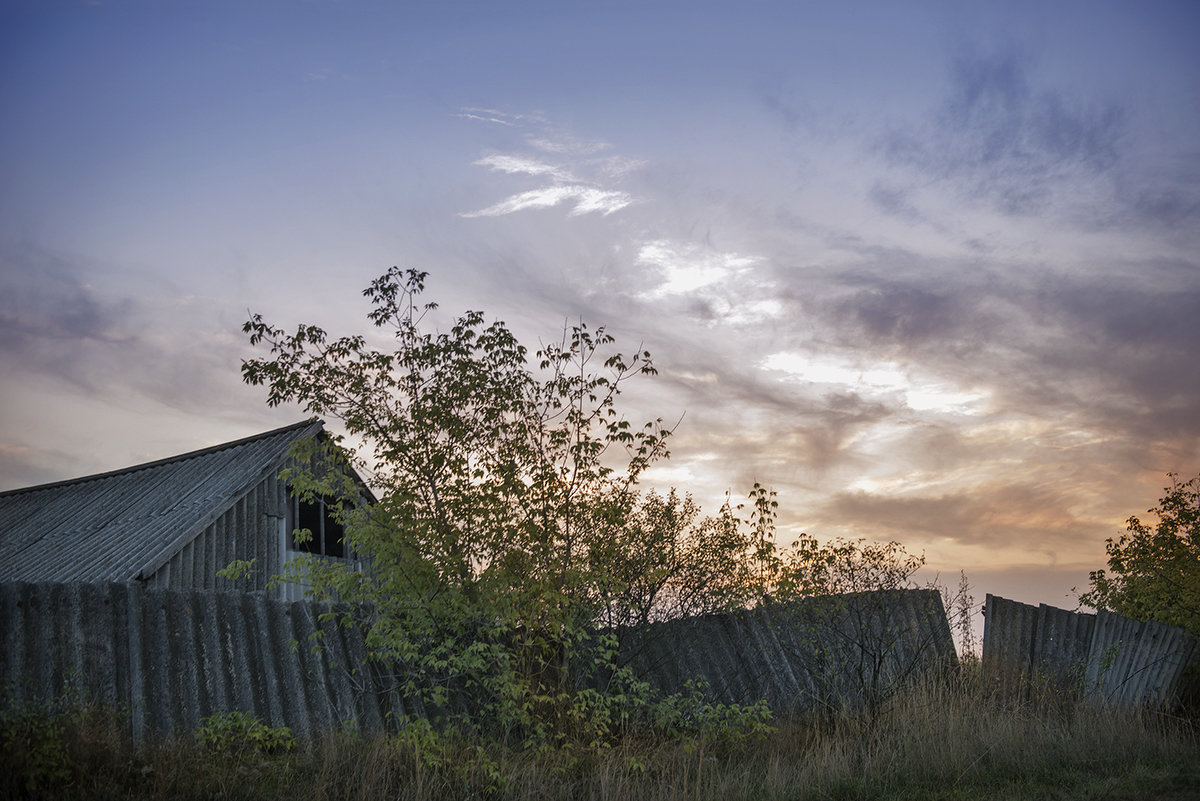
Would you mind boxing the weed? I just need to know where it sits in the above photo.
[194,710,297,756]
[2,674,1197,800]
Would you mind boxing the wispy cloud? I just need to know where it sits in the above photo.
[454,108,541,127]
[0,245,254,415]
[472,154,575,181]
[882,48,1125,215]
[459,109,641,219]
[815,480,1101,553]
[461,185,633,217]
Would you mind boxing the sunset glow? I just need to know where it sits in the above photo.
[1,1,1197,615]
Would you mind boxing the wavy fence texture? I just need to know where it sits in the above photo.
[612,588,957,715]
[1,582,956,743]
[981,594,1198,708]
[0,581,419,743]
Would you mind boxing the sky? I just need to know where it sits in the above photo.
[2,0,1199,618]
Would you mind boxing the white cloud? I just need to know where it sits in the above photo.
[637,239,759,298]
[473,154,574,181]
[721,298,784,325]
[760,351,988,415]
[594,155,647,179]
[455,107,538,127]
[570,187,634,215]
[460,112,641,219]
[461,186,633,218]
[527,136,611,156]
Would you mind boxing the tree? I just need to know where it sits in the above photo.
[1080,472,1200,636]
[241,267,960,741]
[583,488,757,628]
[241,268,762,742]
[604,482,959,721]
[771,516,955,718]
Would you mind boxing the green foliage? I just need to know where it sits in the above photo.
[1080,472,1200,636]
[1,705,73,794]
[243,268,695,740]
[589,487,781,628]
[217,557,256,581]
[241,267,953,745]
[651,679,774,749]
[778,532,926,599]
[0,695,131,799]
[195,710,297,756]
[8,679,1198,801]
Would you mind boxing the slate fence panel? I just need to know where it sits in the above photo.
[2,582,959,743]
[614,588,957,716]
[981,593,1197,708]
[0,581,402,744]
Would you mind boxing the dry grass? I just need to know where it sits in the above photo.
[5,665,1198,800]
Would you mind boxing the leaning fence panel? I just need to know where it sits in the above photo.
[982,593,1196,708]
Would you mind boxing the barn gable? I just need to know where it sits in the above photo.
[0,420,366,596]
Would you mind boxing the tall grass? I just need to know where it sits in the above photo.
[5,661,1198,800]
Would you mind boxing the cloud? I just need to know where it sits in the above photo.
[630,239,783,329]
[0,250,137,388]
[760,351,987,415]
[814,480,1102,553]
[527,136,611,156]
[868,183,922,221]
[459,110,641,219]
[0,442,65,490]
[833,280,992,349]
[455,108,541,127]
[1113,153,1200,229]
[1010,279,1200,442]
[797,254,1200,462]
[472,154,575,181]
[882,48,1125,214]
[0,245,257,416]
[636,239,757,297]
[1,285,128,345]
[461,185,633,218]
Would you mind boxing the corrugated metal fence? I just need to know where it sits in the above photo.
[0,581,419,743]
[1,582,957,742]
[981,593,1198,708]
[616,588,957,716]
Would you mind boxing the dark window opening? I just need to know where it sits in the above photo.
[287,493,348,559]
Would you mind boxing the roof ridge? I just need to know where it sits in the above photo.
[0,419,323,499]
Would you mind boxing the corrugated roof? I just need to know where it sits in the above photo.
[0,420,324,583]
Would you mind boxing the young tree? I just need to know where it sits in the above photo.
[242,267,958,738]
[240,268,789,744]
[243,268,675,737]
[588,488,774,629]
[1080,473,1200,636]
[772,523,952,718]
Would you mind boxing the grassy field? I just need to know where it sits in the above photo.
[4,664,1198,800]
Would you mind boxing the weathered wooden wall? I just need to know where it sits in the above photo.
[981,593,1197,708]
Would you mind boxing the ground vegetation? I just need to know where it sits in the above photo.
[3,664,1197,801]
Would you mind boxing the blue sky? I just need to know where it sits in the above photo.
[2,0,1198,611]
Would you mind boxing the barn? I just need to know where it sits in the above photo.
[0,419,372,600]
